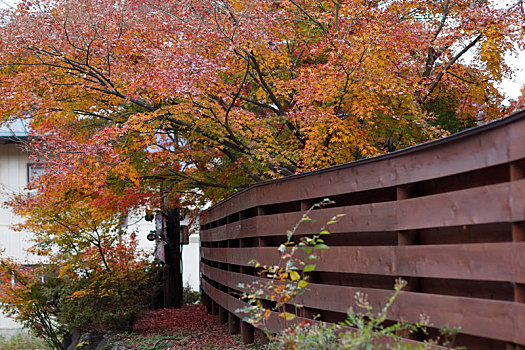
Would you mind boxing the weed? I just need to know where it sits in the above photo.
[183,282,201,305]
[237,200,464,349]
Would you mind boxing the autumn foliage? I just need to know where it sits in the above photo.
[0,0,523,203]
[134,305,249,349]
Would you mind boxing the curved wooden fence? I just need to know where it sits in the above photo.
[200,110,525,349]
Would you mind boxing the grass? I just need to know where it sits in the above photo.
[0,332,50,350]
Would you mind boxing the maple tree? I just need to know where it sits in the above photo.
[511,84,525,113]
[0,0,523,202]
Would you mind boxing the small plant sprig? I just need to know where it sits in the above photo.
[340,278,419,349]
[237,198,345,329]
[236,199,464,349]
[268,279,464,349]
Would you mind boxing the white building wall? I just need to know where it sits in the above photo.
[0,143,32,333]
[182,234,200,291]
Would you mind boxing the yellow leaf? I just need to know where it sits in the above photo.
[279,312,296,321]
[289,270,300,281]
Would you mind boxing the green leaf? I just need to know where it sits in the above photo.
[320,230,330,235]
[301,216,315,223]
[303,264,316,273]
[314,243,329,250]
[298,280,308,288]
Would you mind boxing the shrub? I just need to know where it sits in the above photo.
[0,236,160,348]
[183,283,201,305]
[57,261,157,333]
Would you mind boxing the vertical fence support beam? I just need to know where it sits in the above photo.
[211,301,219,316]
[301,200,314,211]
[512,222,525,305]
[218,306,228,325]
[228,312,240,334]
[506,343,525,350]
[512,222,525,242]
[300,307,316,319]
[507,163,524,350]
[396,183,416,200]
[240,320,255,343]
[254,328,269,345]
[239,237,252,275]
[515,284,525,303]
[510,160,525,181]
[203,292,212,314]
[397,230,419,246]
[258,236,272,247]
[396,183,421,341]
[512,223,525,318]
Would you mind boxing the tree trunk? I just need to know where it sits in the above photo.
[163,205,183,308]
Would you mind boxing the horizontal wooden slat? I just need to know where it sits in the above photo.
[509,116,525,161]
[202,264,525,345]
[202,242,525,282]
[202,181,525,241]
[395,181,512,229]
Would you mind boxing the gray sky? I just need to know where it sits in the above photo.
[0,0,523,102]
[0,0,14,9]
[498,51,525,103]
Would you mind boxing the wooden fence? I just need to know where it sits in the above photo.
[200,109,525,349]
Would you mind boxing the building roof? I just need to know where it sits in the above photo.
[0,119,29,142]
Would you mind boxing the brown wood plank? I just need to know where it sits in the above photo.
[511,180,525,222]
[202,265,525,345]
[201,242,524,282]
[202,203,396,241]
[202,182,522,241]
[201,216,258,242]
[396,181,512,230]
[509,118,525,162]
